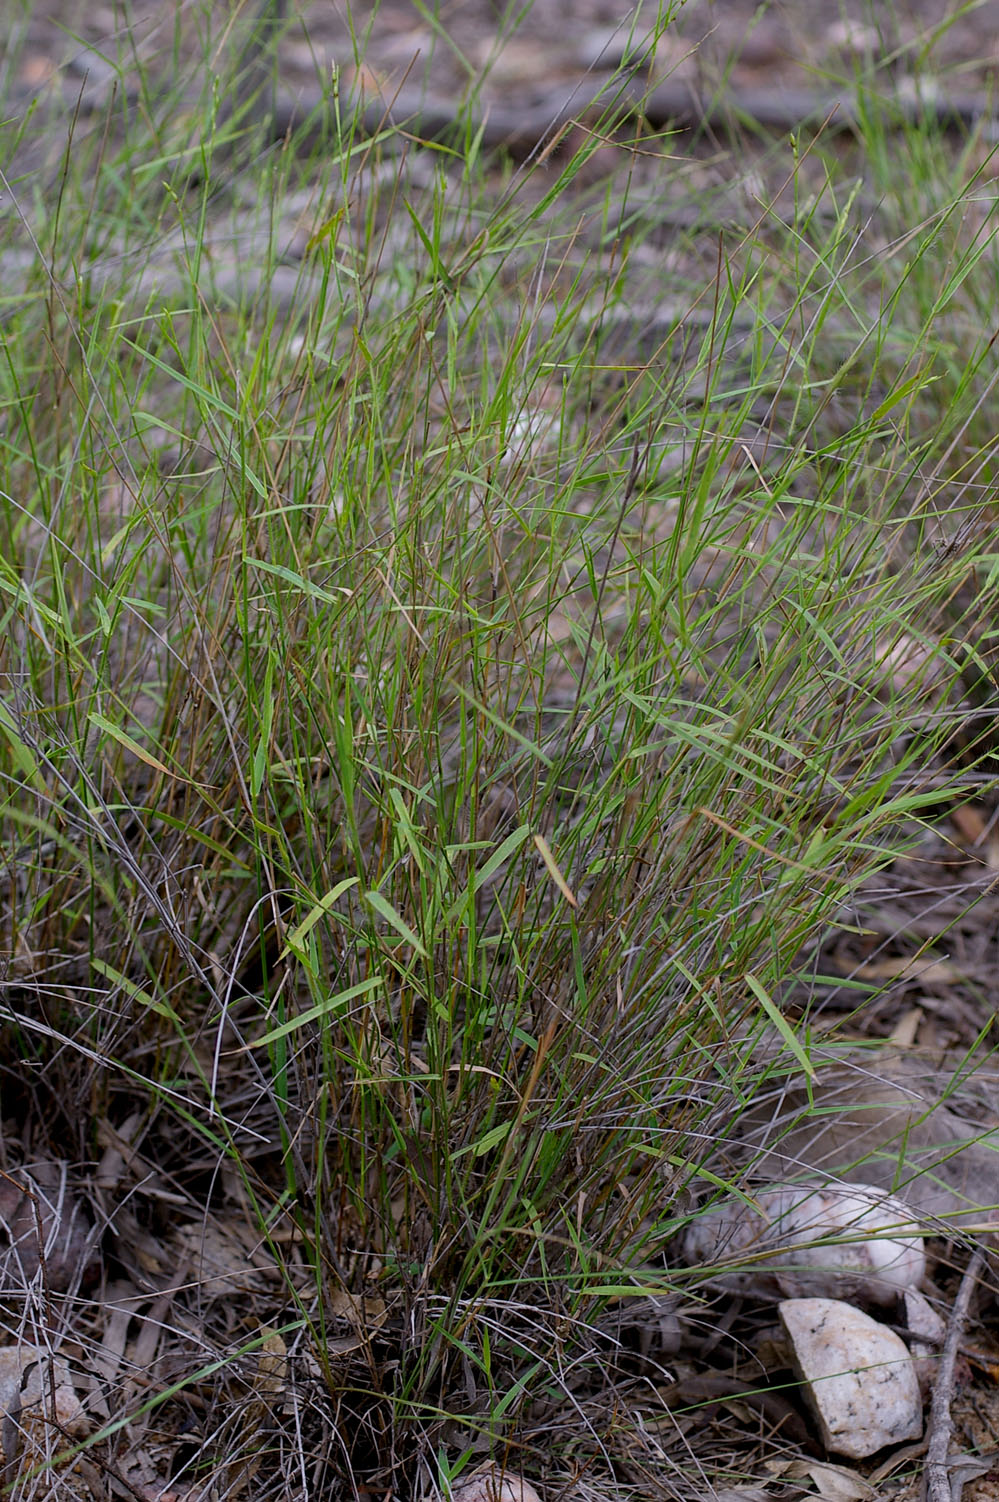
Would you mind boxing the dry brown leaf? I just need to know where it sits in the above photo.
[172,1217,275,1300]
[95,1112,144,1191]
[709,1492,779,1502]
[852,954,964,986]
[92,1280,174,1422]
[947,806,999,869]
[949,1455,999,1500]
[326,1289,389,1354]
[224,1326,287,1500]
[115,1439,181,1500]
[128,1289,173,1376]
[0,1162,98,1292]
[888,1007,923,1047]
[951,804,988,844]
[786,1458,876,1500]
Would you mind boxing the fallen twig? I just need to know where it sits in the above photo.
[924,1247,986,1502]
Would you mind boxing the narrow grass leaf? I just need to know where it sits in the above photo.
[250,655,275,799]
[744,972,815,1080]
[474,823,534,889]
[121,337,239,419]
[451,1120,513,1160]
[87,711,178,779]
[280,878,360,961]
[91,959,178,1021]
[403,198,455,289]
[250,976,383,1048]
[869,370,938,423]
[0,701,44,788]
[245,557,354,606]
[363,889,428,957]
[446,823,531,920]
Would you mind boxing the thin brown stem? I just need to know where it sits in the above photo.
[925,1248,986,1502]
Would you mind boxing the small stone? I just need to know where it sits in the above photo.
[0,1344,86,1480]
[450,1467,542,1502]
[779,1299,923,1458]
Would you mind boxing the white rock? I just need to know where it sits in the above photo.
[681,1182,925,1304]
[901,1287,947,1396]
[450,1468,542,1502]
[779,1298,923,1458]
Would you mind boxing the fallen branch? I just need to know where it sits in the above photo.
[268,75,997,157]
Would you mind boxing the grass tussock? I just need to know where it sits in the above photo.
[0,0,998,1496]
